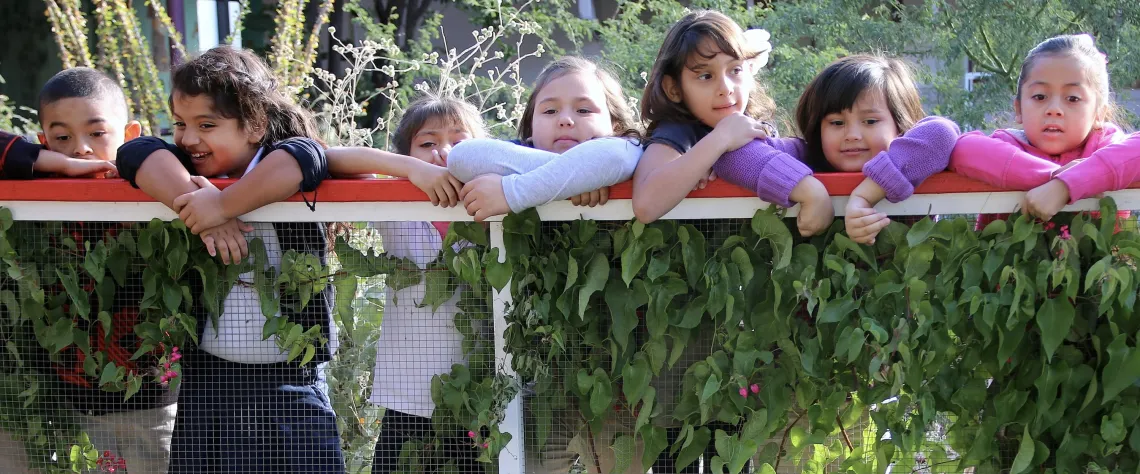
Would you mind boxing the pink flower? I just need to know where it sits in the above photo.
[739,387,748,398]
[1060,225,1071,240]
[467,431,476,438]
[482,442,489,449]
[750,384,760,394]
[170,352,182,363]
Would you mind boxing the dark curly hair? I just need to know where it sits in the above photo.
[171,46,321,145]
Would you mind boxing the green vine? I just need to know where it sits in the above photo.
[479,200,1140,473]
[4,199,1140,473]
[0,212,511,473]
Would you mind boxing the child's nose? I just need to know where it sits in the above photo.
[558,114,574,127]
[718,75,734,95]
[74,140,94,157]
[181,130,200,146]
[1046,99,1065,116]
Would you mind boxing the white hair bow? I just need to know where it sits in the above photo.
[744,28,772,74]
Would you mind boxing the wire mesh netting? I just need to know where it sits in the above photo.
[0,209,1136,473]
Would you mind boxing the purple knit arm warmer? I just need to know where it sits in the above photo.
[862,116,960,202]
[712,137,813,207]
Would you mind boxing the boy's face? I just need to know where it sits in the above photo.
[38,97,141,163]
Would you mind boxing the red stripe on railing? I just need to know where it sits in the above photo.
[1,172,1134,202]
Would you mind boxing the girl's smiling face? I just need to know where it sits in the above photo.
[819,89,900,172]
[172,91,263,178]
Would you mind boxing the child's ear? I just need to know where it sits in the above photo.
[662,76,682,103]
[124,121,142,141]
[246,125,267,146]
[37,132,47,146]
[1012,98,1022,124]
[1095,103,1111,129]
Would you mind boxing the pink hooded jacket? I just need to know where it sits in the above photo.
[950,123,1140,202]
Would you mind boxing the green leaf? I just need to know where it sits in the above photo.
[1036,297,1075,361]
[577,253,609,319]
[1085,256,1110,291]
[904,243,935,280]
[55,267,90,317]
[700,373,720,404]
[676,295,708,329]
[98,362,120,387]
[730,439,757,474]
[588,370,612,419]
[300,344,316,366]
[43,317,74,353]
[676,427,711,472]
[418,267,453,311]
[980,219,1007,238]
[837,327,865,364]
[818,295,856,323]
[751,210,792,269]
[1102,333,1140,403]
[1009,425,1035,474]
[82,241,107,284]
[640,425,668,470]
[906,217,936,246]
[647,252,671,281]
[163,283,183,313]
[483,247,511,291]
[332,276,357,336]
[1100,412,1126,445]
[611,434,635,474]
[622,356,651,406]
[449,221,489,247]
[678,225,707,286]
[606,278,645,350]
[833,233,875,269]
[621,228,662,286]
[576,369,595,395]
[123,376,142,401]
[731,247,754,286]
[0,207,11,231]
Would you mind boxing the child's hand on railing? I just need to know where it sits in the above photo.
[791,176,833,237]
[199,218,254,265]
[1023,179,1071,221]
[459,175,511,222]
[173,176,228,233]
[845,195,890,245]
[33,149,118,178]
[570,186,610,207]
[694,170,717,191]
[408,159,462,207]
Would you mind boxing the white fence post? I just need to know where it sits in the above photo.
[491,221,525,474]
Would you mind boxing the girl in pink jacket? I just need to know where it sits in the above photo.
[950,34,1139,221]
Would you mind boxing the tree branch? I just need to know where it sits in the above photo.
[836,415,854,452]
[774,410,805,472]
[978,27,1007,76]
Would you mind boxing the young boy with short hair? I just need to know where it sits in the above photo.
[0,67,175,474]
